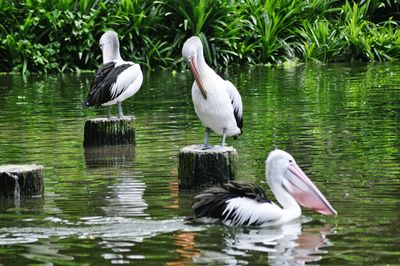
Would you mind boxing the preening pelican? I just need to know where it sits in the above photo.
[82,31,143,119]
[182,36,243,148]
[192,149,337,226]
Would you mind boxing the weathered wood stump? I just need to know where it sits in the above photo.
[83,116,135,146]
[0,164,44,197]
[178,145,238,191]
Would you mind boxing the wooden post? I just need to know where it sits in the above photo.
[0,164,44,197]
[178,145,238,191]
[83,116,135,146]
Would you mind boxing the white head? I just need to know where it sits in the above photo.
[266,149,337,216]
[182,36,207,99]
[182,36,203,61]
[99,31,121,64]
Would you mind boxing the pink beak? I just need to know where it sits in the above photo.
[283,164,337,216]
[188,57,207,99]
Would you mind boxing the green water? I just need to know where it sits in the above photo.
[0,63,399,265]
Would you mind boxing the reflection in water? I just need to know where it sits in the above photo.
[168,232,200,266]
[0,218,202,264]
[84,145,135,169]
[0,197,44,213]
[165,179,179,209]
[84,145,148,217]
[21,241,74,263]
[102,176,148,217]
[194,219,333,265]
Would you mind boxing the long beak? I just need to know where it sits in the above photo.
[283,164,337,216]
[188,57,207,99]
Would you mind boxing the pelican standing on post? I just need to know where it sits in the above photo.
[82,31,143,119]
[192,149,337,226]
[182,36,243,148]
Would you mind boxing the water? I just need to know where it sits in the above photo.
[0,63,399,265]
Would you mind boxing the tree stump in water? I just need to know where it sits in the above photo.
[178,145,237,191]
[0,164,44,197]
[83,116,135,146]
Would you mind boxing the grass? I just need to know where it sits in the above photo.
[0,0,399,73]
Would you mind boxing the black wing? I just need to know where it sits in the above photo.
[192,181,270,223]
[83,62,132,107]
[225,81,243,134]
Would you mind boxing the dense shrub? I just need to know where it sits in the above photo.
[0,0,399,73]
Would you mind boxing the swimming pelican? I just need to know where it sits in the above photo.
[82,31,143,119]
[182,36,243,148]
[192,149,337,226]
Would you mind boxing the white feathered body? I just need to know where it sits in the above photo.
[192,69,240,136]
[102,60,143,106]
[83,31,143,111]
[222,197,301,226]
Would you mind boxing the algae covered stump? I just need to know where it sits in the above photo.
[83,116,136,146]
[178,145,238,191]
[0,164,44,197]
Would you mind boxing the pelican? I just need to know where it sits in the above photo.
[192,149,337,226]
[182,36,243,148]
[82,31,143,119]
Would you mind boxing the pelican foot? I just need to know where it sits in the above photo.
[107,115,118,120]
[194,144,214,150]
[201,144,214,150]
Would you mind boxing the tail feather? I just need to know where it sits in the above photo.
[233,130,242,140]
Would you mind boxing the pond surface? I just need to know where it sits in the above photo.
[0,63,399,265]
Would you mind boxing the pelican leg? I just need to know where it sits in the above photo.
[108,107,113,120]
[118,102,124,119]
[202,127,212,149]
[221,128,227,147]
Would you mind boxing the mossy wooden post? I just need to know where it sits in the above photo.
[178,145,238,191]
[0,164,44,197]
[83,116,135,146]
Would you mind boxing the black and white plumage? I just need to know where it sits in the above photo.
[192,182,272,226]
[192,149,337,227]
[182,36,243,147]
[83,31,143,119]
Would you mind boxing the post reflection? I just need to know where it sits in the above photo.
[83,145,148,217]
[83,145,135,169]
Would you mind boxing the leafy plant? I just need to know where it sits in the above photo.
[293,19,343,63]
[340,0,373,61]
[160,0,242,67]
[0,0,399,73]
[240,0,302,63]
[368,19,400,61]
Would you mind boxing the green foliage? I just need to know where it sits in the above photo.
[340,0,373,61]
[240,0,300,63]
[293,19,343,63]
[0,0,399,73]
[368,20,400,60]
[160,0,241,67]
